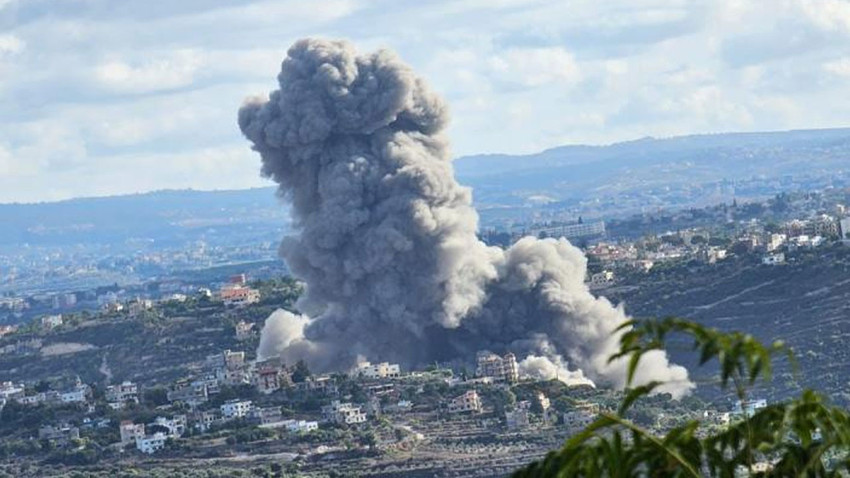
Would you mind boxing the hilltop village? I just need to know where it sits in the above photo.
[1,190,850,475]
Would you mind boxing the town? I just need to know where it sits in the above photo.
[6,188,849,474]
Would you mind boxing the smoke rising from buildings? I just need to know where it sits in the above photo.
[240,38,692,397]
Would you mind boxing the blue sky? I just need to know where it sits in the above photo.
[1,0,850,203]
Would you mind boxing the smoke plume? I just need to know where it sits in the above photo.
[240,38,692,397]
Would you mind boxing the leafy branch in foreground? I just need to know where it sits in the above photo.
[514,317,850,477]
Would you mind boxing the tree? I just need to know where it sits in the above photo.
[515,317,850,477]
[292,359,311,383]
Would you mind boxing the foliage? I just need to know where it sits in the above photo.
[515,317,850,477]
[291,359,311,383]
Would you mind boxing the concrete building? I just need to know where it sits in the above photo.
[148,415,186,437]
[220,285,260,307]
[38,424,80,447]
[40,314,63,329]
[732,398,767,417]
[505,408,530,429]
[235,320,255,340]
[476,351,519,383]
[447,390,482,414]
[351,361,401,379]
[119,420,145,445]
[322,400,367,425]
[136,432,167,454]
[221,399,253,419]
[105,381,139,408]
[167,379,209,407]
[762,252,786,265]
[283,419,319,433]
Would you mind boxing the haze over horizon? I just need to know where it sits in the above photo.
[3,0,850,202]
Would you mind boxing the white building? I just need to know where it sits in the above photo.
[351,361,401,379]
[476,351,519,383]
[447,390,482,414]
[732,398,767,417]
[322,400,367,425]
[283,419,319,433]
[60,383,89,404]
[589,270,615,287]
[149,415,186,437]
[106,381,139,408]
[221,399,253,419]
[136,432,167,454]
[767,233,787,252]
[762,252,786,265]
[41,314,63,329]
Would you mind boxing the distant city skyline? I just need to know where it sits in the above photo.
[2,0,850,203]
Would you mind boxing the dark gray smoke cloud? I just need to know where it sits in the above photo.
[240,38,692,397]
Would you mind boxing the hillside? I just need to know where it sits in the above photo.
[604,245,850,404]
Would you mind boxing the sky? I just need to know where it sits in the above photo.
[1,0,850,203]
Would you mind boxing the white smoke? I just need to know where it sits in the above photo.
[239,38,693,397]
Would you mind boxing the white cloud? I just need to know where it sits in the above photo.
[0,34,23,55]
[1,0,850,201]
[95,49,204,94]
[489,47,581,87]
[823,57,850,77]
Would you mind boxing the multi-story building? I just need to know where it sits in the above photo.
[221,399,253,420]
[119,420,146,445]
[105,381,139,408]
[562,403,598,431]
[167,379,209,407]
[350,361,401,379]
[476,351,519,383]
[322,400,367,425]
[235,320,255,340]
[148,415,186,437]
[220,285,261,307]
[447,390,482,414]
[136,432,167,454]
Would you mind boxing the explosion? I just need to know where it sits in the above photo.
[239,38,692,397]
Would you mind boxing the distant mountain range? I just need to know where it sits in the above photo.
[455,127,850,209]
[2,127,849,246]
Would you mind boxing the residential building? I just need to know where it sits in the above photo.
[235,320,255,340]
[251,406,283,425]
[41,314,63,329]
[447,390,482,414]
[148,415,186,437]
[105,381,139,408]
[505,408,530,430]
[253,365,289,394]
[589,270,615,287]
[119,420,145,445]
[220,285,260,307]
[283,419,318,433]
[732,398,767,417]
[351,361,401,379]
[221,399,253,419]
[762,253,786,265]
[167,379,209,407]
[136,432,168,454]
[476,351,519,383]
[38,424,80,447]
[60,380,89,404]
[322,400,367,424]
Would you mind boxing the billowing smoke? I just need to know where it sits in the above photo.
[240,38,692,397]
